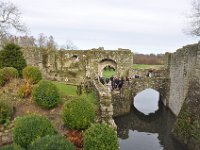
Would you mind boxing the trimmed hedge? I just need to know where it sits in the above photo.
[62,98,95,129]
[0,69,5,86]
[22,66,42,84]
[28,135,75,150]
[13,115,57,147]
[0,144,24,150]
[0,94,13,124]
[2,67,19,81]
[0,67,18,86]
[32,80,60,109]
[0,43,26,76]
[84,124,118,150]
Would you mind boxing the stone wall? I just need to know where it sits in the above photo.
[130,68,166,78]
[93,79,116,129]
[166,42,200,150]
[112,82,133,117]
[22,47,133,85]
[166,43,199,116]
[0,122,13,146]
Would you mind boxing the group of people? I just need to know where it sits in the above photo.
[99,76,125,90]
[98,70,153,91]
[110,76,124,90]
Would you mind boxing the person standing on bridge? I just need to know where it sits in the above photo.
[110,76,114,90]
[118,77,124,90]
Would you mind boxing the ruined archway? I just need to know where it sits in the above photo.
[98,59,117,77]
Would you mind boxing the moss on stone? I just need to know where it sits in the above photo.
[173,105,192,143]
[173,76,200,149]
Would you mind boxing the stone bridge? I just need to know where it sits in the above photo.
[112,70,169,117]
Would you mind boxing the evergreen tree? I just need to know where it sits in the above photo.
[0,43,27,76]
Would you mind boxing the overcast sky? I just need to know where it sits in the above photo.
[8,0,199,53]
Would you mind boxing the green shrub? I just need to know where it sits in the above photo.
[84,124,118,150]
[13,115,57,147]
[0,144,24,150]
[0,69,6,86]
[0,94,13,124]
[32,80,60,109]
[22,66,42,84]
[0,43,26,76]
[2,67,19,81]
[62,98,95,129]
[28,135,75,150]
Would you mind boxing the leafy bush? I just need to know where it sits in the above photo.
[62,98,95,129]
[0,94,13,124]
[0,43,26,76]
[22,66,42,84]
[18,82,32,98]
[0,69,6,86]
[13,115,57,147]
[32,80,60,109]
[0,144,24,150]
[84,124,118,150]
[2,67,19,81]
[28,135,75,150]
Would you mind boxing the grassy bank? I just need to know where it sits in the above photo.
[132,64,164,69]
[51,81,97,105]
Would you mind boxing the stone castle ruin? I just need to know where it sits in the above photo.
[21,43,200,149]
[22,47,133,84]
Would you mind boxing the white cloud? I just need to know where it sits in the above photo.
[8,0,199,53]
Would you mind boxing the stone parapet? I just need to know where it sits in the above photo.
[93,80,117,129]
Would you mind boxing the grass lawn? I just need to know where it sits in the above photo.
[51,81,97,105]
[132,64,164,69]
[102,70,116,78]
[52,81,77,97]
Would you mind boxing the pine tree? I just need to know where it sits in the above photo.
[0,43,27,76]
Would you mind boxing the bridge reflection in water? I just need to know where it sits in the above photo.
[114,89,187,150]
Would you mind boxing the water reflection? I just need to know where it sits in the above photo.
[119,131,163,150]
[134,89,159,115]
[114,89,187,150]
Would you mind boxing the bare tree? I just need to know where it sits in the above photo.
[0,1,27,43]
[61,40,78,50]
[18,35,37,47]
[47,35,57,49]
[37,33,47,48]
[188,0,200,36]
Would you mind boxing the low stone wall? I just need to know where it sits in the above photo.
[130,68,166,78]
[93,80,116,129]
[0,123,13,146]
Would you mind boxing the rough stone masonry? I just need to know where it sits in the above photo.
[22,47,133,84]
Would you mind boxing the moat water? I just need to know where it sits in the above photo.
[114,89,187,150]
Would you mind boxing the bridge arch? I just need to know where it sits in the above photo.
[112,77,169,117]
[133,88,160,116]
[98,58,117,77]
[130,78,169,106]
